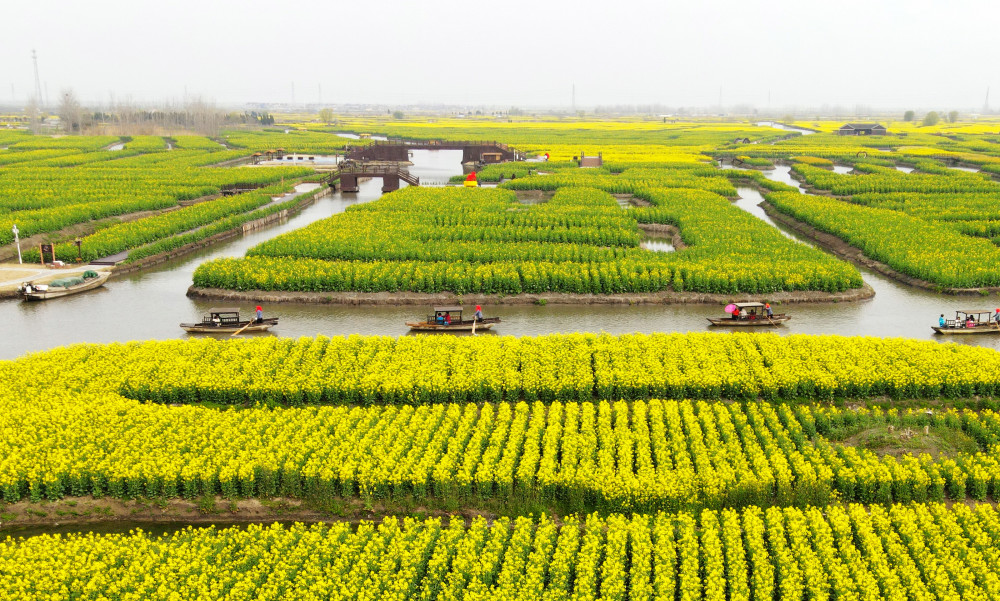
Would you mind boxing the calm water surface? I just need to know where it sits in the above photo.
[4,157,998,360]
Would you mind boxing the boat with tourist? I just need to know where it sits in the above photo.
[406,306,500,332]
[19,270,111,301]
[932,310,1000,335]
[181,307,279,334]
[707,302,790,327]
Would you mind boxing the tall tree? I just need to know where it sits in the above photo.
[59,89,84,134]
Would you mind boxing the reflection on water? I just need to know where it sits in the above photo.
[755,121,816,135]
[4,157,1000,360]
[832,165,852,174]
[641,240,675,253]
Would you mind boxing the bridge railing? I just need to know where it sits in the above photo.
[365,139,514,150]
[336,163,415,177]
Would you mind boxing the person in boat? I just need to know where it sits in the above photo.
[939,314,946,328]
[21,283,32,294]
[474,305,484,321]
[444,313,452,325]
[994,309,1000,325]
[435,312,446,325]
[765,303,774,319]
[730,307,739,320]
[967,316,976,328]
[255,305,263,324]
[739,307,747,319]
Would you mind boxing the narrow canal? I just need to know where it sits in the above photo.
[3,155,997,360]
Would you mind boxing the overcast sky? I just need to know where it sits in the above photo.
[3,0,998,111]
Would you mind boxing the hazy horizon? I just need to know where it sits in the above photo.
[4,0,999,112]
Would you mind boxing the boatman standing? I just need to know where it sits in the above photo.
[474,305,484,321]
[255,305,263,323]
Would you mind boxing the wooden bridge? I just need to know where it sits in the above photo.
[344,140,523,164]
[332,163,420,193]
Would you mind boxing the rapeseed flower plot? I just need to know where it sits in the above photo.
[194,174,864,295]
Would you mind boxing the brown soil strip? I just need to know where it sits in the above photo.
[514,189,555,202]
[760,201,1000,295]
[188,283,874,306]
[3,495,993,538]
[638,223,686,249]
[0,496,498,532]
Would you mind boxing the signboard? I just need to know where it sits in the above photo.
[39,243,55,265]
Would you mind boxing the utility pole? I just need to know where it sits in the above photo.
[12,224,22,264]
[32,49,43,108]
[572,83,576,113]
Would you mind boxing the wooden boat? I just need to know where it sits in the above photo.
[707,302,790,327]
[181,308,278,333]
[932,310,1000,335]
[406,306,500,332]
[19,270,110,301]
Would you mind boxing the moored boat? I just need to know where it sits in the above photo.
[932,310,1000,335]
[406,306,500,332]
[708,302,790,327]
[19,270,110,301]
[181,308,278,333]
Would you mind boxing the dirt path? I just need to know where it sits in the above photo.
[0,496,501,536]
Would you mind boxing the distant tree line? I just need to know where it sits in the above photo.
[903,110,960,125]
[29,89,278,137]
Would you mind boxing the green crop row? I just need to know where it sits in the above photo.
[21,184,292,262]
[198,176,861,295]
[13,332,1000,406]
[766,190,1000,288]
[8,503,1000,600]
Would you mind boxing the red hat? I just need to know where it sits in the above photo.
[256,305,262,311]
[476,305,481,310]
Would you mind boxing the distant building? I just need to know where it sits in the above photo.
[838,123,888,136]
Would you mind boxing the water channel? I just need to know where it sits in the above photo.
[4,155,999,361]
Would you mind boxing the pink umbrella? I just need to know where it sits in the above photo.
[724,304,737,313]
